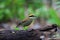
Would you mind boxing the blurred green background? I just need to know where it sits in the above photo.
[0,0,42,22]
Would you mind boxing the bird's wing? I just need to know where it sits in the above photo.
[22,19,33,26]
[22,18,29,23]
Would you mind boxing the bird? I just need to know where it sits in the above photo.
[16,14,36,30]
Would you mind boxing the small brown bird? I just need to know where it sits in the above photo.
[16,14,36,27]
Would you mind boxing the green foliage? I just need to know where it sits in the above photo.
[0,11,4,21]
[23,26,28,30]
[17,8,25,20]
[48,8,60,26]
[16,0,26,6]
[0,0,13,22]
[0,0,42,22]
[14,27,20,30]
[33,0,43,8]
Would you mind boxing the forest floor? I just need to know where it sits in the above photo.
[0,22,60,40]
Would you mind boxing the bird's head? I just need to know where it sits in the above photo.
[29,14,37,19]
